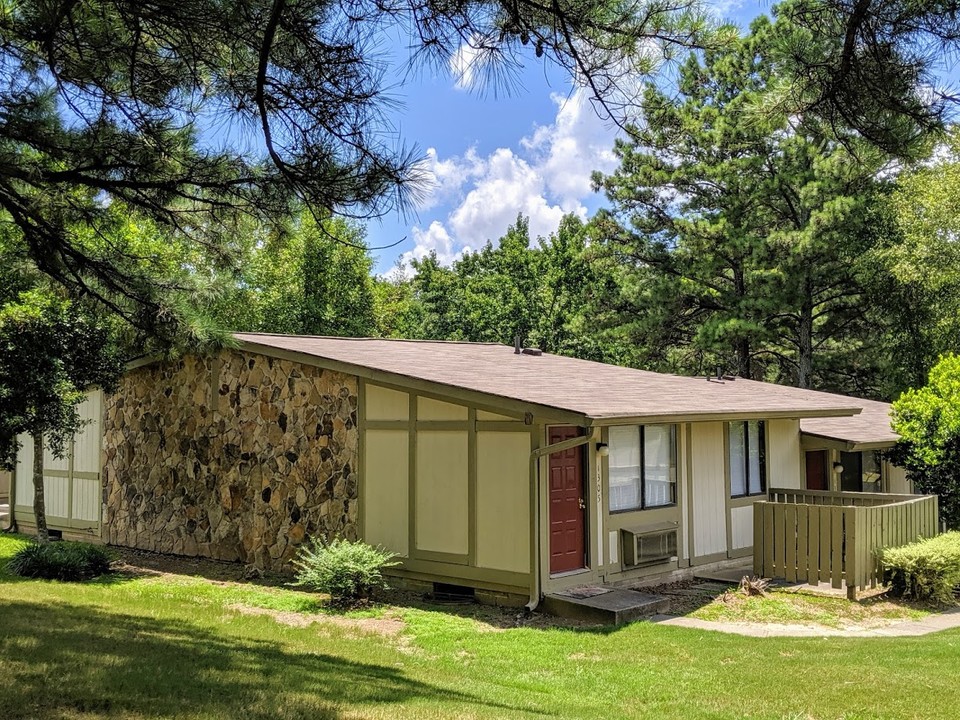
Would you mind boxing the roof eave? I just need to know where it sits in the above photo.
[236,339,589,426]
[586,407,862,427]
[800,431,899,452]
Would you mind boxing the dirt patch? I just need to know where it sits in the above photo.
[641,577,934,630]
[383,589,604,631]
[228,603,405,636]
[110,547,286,584]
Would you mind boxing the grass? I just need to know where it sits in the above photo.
[2,534,960,719]
[689,588,932,629]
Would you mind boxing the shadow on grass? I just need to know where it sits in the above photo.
[0,599,522,719]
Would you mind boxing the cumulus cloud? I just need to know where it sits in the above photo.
[449,37,495,91]
[402,87,619,267]
[397,221,470,275]
[522,91,619,207]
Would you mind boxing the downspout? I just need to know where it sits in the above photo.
[526,451,541,612]
[526,431,593,612]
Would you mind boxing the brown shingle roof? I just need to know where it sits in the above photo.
[234,334,864,423]
[800,397,899,448]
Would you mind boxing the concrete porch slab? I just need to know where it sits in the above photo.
[542,588,671,625]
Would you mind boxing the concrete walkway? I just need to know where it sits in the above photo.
[650,606,960,637]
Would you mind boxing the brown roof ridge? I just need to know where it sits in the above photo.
[234,332,506,347]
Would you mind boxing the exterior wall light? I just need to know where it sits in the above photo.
[832,462,844,474]
[596,443,610,457]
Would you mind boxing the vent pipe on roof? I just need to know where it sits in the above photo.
[514,336,521,354]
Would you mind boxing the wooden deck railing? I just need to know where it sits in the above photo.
[753,488,939,599]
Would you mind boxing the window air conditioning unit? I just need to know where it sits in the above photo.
[621,523,678,567]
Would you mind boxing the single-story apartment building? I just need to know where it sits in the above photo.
[8,334,913,605]
[799,398,910,494]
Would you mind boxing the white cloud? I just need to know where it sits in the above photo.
[448,147,573,246]
[449,37,494,91]
[401,86,619,269]
[523,91,619,207]
[414,147,485,211]
[397,221,470,276]
[705,0,745,18]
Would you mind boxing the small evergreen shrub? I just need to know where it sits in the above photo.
[8,541,113,581]
[293,538,399,607]
[879,532,960,604]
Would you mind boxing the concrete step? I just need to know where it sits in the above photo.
[542,587,671,625]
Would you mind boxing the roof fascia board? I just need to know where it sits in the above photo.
[800,432,898,452]
[126,354,164,371]
[587,408,862,427]
[237,340,588,426]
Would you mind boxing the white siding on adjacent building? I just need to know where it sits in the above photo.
[72,392,103,474]
[12,389,103,532]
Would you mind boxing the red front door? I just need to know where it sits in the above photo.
[805,450,828,490]
[548,426,586,574]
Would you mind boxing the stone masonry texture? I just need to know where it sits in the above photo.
[102,350,359,569]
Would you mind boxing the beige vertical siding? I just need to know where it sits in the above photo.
[365,385,409,420]
[476,410,516,421]
[767,419,802,489]
[476,432,530,573]
[690,422,727,558]
[363,429,410,557]
[417,396,469,421]
[679,424,690,560]
[730,505,754,549]
[887,463,912,494]
[416,430,469,554]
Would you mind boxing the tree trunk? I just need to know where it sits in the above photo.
[736,337,752,379]
[32,431,49,544]
[733,262,752,379]
[798,289,814,390]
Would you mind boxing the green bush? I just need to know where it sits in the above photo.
[8,541,113,581]
[293,538,399,607]
[879,532,960,603]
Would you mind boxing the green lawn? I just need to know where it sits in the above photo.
[1,535,959,720]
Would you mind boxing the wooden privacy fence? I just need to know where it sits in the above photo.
[753,488,939,599]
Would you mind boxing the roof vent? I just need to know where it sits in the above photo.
[521,347,543,356]
[514,336,521,354]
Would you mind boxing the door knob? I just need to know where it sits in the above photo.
[578,498,585,510]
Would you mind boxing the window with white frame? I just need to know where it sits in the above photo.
[608,424,677,512]
[729,420,766,497]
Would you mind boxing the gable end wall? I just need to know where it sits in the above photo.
[102,350,359,569]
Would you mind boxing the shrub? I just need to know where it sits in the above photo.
[879,532,960,603]
[8,541,113,581]
[293,538,399,607]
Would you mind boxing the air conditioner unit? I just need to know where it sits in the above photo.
[621,523,678,567]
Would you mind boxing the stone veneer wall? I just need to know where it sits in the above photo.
[103,350,359,570]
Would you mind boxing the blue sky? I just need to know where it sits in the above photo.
[366,2,765,274]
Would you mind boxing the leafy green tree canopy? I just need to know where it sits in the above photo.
[0,0,715,339]
[0,290,122,469]
[891,354,960,527]
[767,0,956,156]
